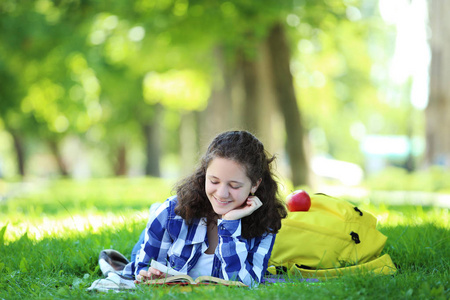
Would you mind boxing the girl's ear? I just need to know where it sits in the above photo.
[251,178,262,194]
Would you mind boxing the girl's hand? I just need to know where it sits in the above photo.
[222,196,263,220]
[136,267,168,282]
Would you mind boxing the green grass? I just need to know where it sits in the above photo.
[0,178,449,299]
[363,166,450,193]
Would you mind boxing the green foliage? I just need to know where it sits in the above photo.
[288,1,408,166]
[0,223,6,246]
[0,0,411,180]
[143,69,210,110]
[0,179,448,299]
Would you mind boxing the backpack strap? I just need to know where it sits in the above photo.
[267,254,397,280]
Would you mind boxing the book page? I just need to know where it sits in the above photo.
[148,275,195,285]
[195,276,247,287]
[150,260,185,276]
[148,260,247,287]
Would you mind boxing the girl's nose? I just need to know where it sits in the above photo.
[216,184,229,198]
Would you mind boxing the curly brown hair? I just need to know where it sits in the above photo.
[175,130,287,239]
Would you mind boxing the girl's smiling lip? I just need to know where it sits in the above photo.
[214,195,232,205]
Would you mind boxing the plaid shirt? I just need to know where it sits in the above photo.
[122,196,276,286]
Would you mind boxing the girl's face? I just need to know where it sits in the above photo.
[205,157,255,218]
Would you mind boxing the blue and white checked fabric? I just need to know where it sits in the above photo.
[122,196,276,286]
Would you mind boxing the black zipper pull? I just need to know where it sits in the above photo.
[350,231,361,244]
[354,207,363,216]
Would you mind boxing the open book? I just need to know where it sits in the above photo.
[137,274,247,286]
[136,260,247,287]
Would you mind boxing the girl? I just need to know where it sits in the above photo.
[121,130,287,286]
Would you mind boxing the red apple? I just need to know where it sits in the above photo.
[286,190,311,212]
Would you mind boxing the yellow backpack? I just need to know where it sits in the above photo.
[268,193,397,279]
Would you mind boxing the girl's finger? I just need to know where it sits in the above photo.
[250,196,262,207]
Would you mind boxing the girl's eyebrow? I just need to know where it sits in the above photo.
[207,175,244,185]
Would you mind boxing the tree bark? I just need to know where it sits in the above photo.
[10,131,26,177]
[266,22,309,186]
[114,144,127,176]
[48,139,69,177]
[255,42,284,155]
[143,104,161,177]
[425,0,450,167]
[199,46,235,146]
[179,111,199,176]
[239,49,260,134]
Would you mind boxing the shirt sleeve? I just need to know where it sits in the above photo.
[122,198,174,278]
[215,219,276,287]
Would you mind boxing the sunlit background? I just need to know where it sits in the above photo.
[0,0,449,202]
[1,5,449,300]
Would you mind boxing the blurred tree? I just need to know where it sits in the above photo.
[0,60,28,176]
[200,46,235,138]
[239,48,260,134]
[289,1,393,167]
[84,5,215,176]
[0,1,103,177]
[267,22,308,185]
[0,0,402,184]
[426,0,450,167]
[186,1,310,185]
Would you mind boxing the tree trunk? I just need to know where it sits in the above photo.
[143,104,161,177]
[199,46,235,146]
[10,130,26,177]
[425,0,450,167]
[239,49,260,134]
[256,42,284,156]
[266,23,309,186]
[48,139,69,177]
[114,144,127,176]
[179,111,199,176]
